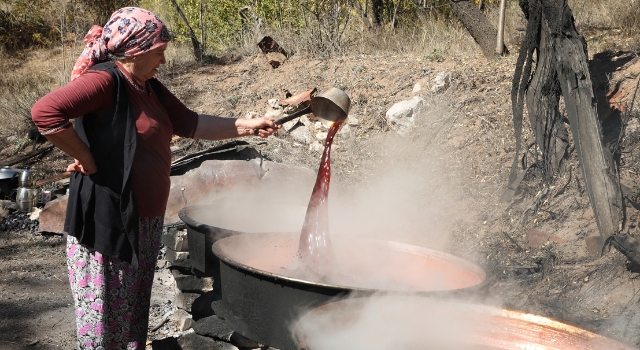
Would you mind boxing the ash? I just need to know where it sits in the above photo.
[0,209,39,233]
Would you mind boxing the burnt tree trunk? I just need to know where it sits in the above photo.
[510,0,622,247]
[372,0,384,26]
[449,0,507,59]
[525,19,568,180]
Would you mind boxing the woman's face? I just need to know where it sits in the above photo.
[129,43,168,82]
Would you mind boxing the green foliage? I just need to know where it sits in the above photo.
[0,0,58,50]
[76,0,140,26]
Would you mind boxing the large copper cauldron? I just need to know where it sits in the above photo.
[293,295,636,350]
[178,201,306,274]
[212,232,487,350]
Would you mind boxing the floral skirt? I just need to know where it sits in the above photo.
[67,216,164,350]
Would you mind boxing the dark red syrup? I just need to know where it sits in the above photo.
[298,119,344,275]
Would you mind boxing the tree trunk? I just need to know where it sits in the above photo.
[169,0,202,62]
[525,19,567,181]
[372,0,383,26]
[510,0,622,248]
[449,0,507,59]
[541,0,622,243]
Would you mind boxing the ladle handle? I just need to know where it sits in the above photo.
[253,105,312,135]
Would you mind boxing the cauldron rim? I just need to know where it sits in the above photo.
[292,296,638,350]
[212,232,488,293]
[179,203,307,235]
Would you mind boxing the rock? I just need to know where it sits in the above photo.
[431,71,451,93]
[165,159,263,223]
[0,200,11,217]
[386,96,424,135]
[586,235,605,257]
[162,228,189,252]
[191,291,219,320]
[315,131,328,140]
[230,332,262,348]
[413,82,422,93]
[172,309,193,331]
[37,195,68,234]
[264,108,283,119]
[525,229,550,248]
[267,99,281,109]
[29,207,41,220]
[192,315,234,340]
[259,161,315,194]
[525,229,566,248]
[178,316,193,331]
[178,333,238,350]
[627,118,640,134]
[309,141,323,153]
[243,111,260,119]
[289,125,312,144]
[171,268,214,293]
[165,249,191,269]
[150,337,181,350]
[347,115,359,126]
[265,52,286,69]
[338,123,352,138]
[174,291,200,312]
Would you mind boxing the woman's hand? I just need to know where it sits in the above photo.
[67,158,97,175]
[39,127,97,175]
[243,116,281,138]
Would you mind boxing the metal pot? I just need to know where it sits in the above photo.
[18,169,34,187]
[178,201,306,274]
[277,87,351,127]
[16,187,37,212]
[211,232,487,350]
[256,87,352,134]
[293,295,636,350]
[0,167,19,180]
[0,167,19,200]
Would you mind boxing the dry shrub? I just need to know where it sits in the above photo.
[570,0,640,52]
[0,68,52,131]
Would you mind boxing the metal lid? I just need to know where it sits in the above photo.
[0,167,19,180]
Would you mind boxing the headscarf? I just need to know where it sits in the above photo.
[70,7,172,81]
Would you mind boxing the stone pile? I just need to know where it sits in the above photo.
[159,226,272,350]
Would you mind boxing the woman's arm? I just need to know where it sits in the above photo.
[192,114,280,140]
[31,70,113,174]
[42,127,97,174]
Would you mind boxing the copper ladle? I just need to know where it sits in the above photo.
[255,87,351,134]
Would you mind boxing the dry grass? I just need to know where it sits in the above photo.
[570,0,640,53]
[0,0,638,158]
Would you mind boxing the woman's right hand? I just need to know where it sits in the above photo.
[67,158,97,175]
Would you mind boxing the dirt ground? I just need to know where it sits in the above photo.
[2,43,640,349]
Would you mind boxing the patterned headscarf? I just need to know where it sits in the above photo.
[70,7,172,81]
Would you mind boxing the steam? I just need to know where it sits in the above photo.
[294,295,490,350]
[328,110,464,250]
[293,294,632,350]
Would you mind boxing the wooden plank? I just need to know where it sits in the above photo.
[0,144,54,167]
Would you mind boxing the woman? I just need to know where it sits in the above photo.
[31,7,279,349]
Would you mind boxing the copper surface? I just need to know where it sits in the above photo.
[293,296,637,350]
[213,232,486,292]
[279,88,317,107]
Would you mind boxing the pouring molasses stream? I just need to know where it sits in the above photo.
[253,87,351,134]
[294,88,351,277]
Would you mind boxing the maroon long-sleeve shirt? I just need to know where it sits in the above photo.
[31,61,199,217]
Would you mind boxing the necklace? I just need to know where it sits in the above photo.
[124,74,146,93]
